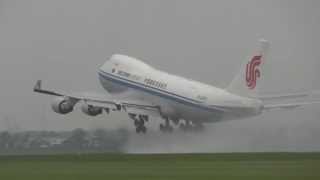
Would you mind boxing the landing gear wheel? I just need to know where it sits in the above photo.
[172,119,180,125]
[135,127,141,133]
[167,126,173,133]
[134,119,144,127]
[180,120,192,132]
[140,126,147,134]
[136,125,147,134]
[130,114,148,134]
[159,124,165,131]
[159,124,173,133]
[159,118,174,133]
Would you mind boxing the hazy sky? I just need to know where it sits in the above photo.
[0,0,320,151]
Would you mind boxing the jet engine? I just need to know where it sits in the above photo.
[51,97,74,114]
[81,103,103,116]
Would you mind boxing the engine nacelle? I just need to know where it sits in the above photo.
[81,103,103,116]
[51,97,74,114]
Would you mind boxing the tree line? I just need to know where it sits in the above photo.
[0,128,129,154]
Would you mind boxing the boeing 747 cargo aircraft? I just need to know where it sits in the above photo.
[34,39,319,133]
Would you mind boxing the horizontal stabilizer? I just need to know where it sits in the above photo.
[258,92,309,101]
[263,101,320,111]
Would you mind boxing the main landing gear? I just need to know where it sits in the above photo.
[159,117,173,133]
[179,120,204,132]
[129,113,204,134]
[129,113,148,134]
[159,118,204,133]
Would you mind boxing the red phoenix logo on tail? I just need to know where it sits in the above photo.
[246,55,262,89]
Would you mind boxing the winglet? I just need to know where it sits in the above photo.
[33,80,62,96]
[34,80,42,91]
[263,101,320,111]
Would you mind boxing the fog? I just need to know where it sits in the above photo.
[0,0,319,153]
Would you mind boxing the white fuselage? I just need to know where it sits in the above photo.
[98,54,263,123]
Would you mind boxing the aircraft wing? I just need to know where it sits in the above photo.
[33,80,161,116]
[84,98,161,116]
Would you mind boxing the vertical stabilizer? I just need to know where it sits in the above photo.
[227,39,270,97]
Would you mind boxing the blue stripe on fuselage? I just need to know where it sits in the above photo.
[98,70,224,112]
